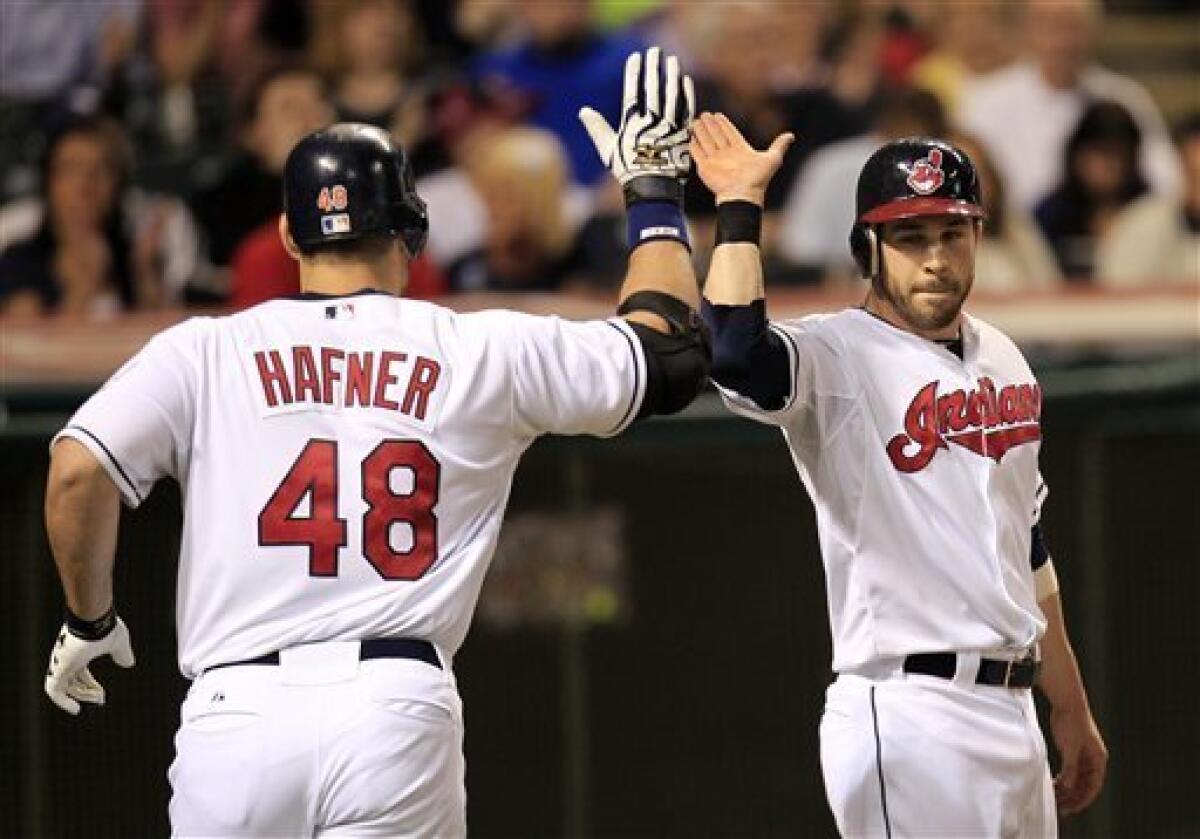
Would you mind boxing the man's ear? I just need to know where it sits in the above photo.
[279,214,301,259]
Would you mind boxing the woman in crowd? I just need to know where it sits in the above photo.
[1035,99,1150,279]
[1096,112,1200,286]
[0,114,207,319]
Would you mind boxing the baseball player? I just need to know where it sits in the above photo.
[690,112,1108,837]
[42,47,704,836]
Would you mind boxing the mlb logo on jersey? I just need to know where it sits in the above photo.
[321,214,352,235]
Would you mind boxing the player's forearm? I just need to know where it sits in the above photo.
[704,239,765,305]
[618,240,699,332]
[45,439,122,620]
[699,199,789,405]
[1037,592,1092,712]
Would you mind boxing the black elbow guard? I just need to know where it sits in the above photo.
[618,291,712,418]
[628,321,711,418]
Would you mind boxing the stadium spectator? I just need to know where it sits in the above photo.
[446,127,593,292]
[0,0,141,105]
[0,115,209,319]
[190,63,333,282]
[228,218,446,310]
[621,1,713,77]
[1034,100,1150,280]
[819,7,891,127]
[1096,113,1200,287]
[876,1,933,88]
[413,82,524,271]
[146,0,289,152]
[684,3,876,231]
[310,0,428,150]
[958,0,1181,210]
[909,0,1015,120]
[776,89,949,283]
[0,1,142,196]
[472,0,645,186]
[951,133,1063,293]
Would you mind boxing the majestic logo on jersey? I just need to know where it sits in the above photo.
[886,377,1041,472]
[906,147,944,195]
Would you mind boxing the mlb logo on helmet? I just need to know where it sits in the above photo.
[321,214,352,235]
[906,148,945,195]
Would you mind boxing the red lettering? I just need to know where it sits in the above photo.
[890,377,1043,472]
[402,357,441,421]
[886,381,946,472]
[346,352,374,407]
[293,347,320,403]
[320,348,344,406]
[373,351,406,411]
[254,350,292,407]
[999,386,1019,424]
[937,390,969,433]
[979,377,999,428]
[967,391,984,427]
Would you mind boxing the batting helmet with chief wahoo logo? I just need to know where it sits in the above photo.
[849,138,985,279]
[284,122,429,258]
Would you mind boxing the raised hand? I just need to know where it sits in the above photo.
[579,46,696,188]
[690,112,794,206]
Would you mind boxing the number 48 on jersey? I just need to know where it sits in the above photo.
[258,439,440,580]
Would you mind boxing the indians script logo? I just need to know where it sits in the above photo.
[906,147,945,195]
[886,378,1042,473]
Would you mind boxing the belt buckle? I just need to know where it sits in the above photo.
[1002,658,1015,687]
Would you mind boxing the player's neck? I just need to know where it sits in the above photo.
[298,261,408,297]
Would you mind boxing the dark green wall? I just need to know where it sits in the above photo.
[2,386,1197,838]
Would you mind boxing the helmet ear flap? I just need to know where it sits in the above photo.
[849,223,879,280]
[397,194,429,258]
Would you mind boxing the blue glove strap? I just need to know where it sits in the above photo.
[627,200,690,251]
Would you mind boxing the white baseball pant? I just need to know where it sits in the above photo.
[820,658,1056,838]
[168,641,466,837]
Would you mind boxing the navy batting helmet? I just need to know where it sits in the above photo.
[283,123,428,258]
[849,138,984,279]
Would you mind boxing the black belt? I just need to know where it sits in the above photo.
[208,639,441,673]
[903,652,1039,689]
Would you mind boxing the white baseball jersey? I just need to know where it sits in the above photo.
[718,308,1048,673]
[55,291,647,677]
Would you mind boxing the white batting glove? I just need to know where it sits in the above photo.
[579,46,696,187]
[45,615,136,715]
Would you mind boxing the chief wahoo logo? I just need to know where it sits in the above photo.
[907,147,945,195]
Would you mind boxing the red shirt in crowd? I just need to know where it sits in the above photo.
[230,221,448,310]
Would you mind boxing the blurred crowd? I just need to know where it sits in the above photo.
[0,0,1196,322]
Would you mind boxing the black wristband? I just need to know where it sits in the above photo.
[623,175,685,207]
[65,603,117,641]
[715,200,763,245]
